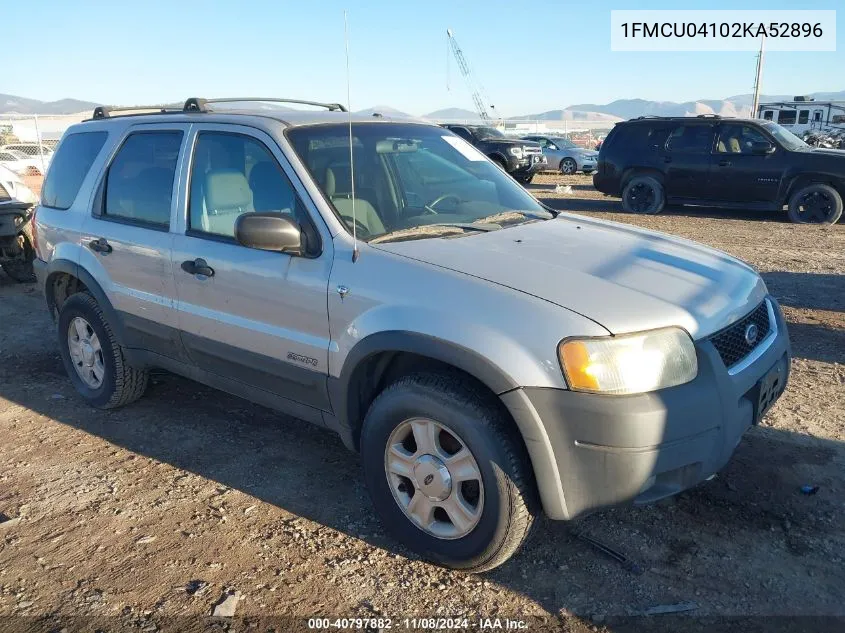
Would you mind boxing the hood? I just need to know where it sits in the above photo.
[372,215,767,339]
[806,148,845,158]
[480,137,540,147]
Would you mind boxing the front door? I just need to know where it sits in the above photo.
[709,123,785,203]
[660,123,716,200]
[79,124,190,361]
[170,124,334,413]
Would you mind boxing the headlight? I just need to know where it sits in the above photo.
[508,147,523,158]
[558,327,697,395]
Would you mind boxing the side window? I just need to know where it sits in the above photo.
[103,132,181,227]
[665,125,714,153]
[813,110,823,122]
[41,131,108,210]
[188,132,297,239]
[716,125,769,154]
[798,110,810,125]
[762,110,774,121]
[450,127,474,142]
[778,111,797,125]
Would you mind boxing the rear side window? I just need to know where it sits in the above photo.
[41,131,108,209]
[103,132,182,228]
[665,125,715,153]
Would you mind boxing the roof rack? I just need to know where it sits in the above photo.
[90,96,347,120]
[183,97,347,112]
[92,105,181,119]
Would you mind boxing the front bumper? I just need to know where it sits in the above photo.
[511,154,547,175]
[501,297,791,520]
[33,257,47,294]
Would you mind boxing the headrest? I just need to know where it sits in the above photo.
[324,167,336,196]
[205,169,252,211]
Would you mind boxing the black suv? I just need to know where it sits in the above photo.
[441,124,546,184]
[593,116,844,224]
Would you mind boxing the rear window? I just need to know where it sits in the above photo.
[41,131,108,209]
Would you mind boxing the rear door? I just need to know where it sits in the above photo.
[79,124,189,361]
[660,123,717,200]
[709,123,786,203]
[169,124,334,416]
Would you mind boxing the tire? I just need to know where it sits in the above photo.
[622,175,665,214]
[360,372,537,572]
[491,157,508,172]
[0,224,36,283]
[560,158,577,175]
[57,292,149,409]
[518,174,534,185]
[787,183,843,224]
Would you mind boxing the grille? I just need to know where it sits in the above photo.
[709,301,771,369]
[522,146,543,156]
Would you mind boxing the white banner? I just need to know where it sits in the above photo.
[611,10,836,52]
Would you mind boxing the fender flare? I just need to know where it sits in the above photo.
[328,331,567,517]
[486,152,510,168]
[43,259,130,351]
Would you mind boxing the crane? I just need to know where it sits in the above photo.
[446,28,493,123]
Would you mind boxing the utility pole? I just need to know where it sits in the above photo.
[751,37,766,118]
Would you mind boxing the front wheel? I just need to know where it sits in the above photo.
[518,174,534,185]
[560,158,577,175]
[1,224,36,283]
[360,373,537,572]
[622,175,665,214]
[787,184,843,224]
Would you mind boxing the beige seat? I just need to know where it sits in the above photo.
[324,166,385,236]
[202,169,254,236]
[717,136,742,153]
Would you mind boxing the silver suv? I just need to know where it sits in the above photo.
[33,98,791,571]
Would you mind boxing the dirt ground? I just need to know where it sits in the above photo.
[1,173,843,632]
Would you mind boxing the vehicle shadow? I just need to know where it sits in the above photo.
[2,341,845,627]
[762,272,845,313]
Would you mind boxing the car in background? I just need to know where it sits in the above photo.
[0,149,48,176]
[0,165,38,204]
[594,115,844,224]
[522,135,599,175]
[440,124,545,184]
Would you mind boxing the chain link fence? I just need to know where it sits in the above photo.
[1,114,85,196]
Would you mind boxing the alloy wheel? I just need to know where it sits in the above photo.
[384,417,484,540]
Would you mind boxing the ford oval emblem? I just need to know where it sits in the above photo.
[744,323,759,346]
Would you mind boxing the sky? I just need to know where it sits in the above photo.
[4,0,843,116]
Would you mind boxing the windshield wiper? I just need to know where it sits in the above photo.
[471,210,552,225]
[369,223,495,244]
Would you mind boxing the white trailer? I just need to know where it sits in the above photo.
[757,97,845,135]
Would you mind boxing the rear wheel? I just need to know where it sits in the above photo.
[622,175,665,214]
[560,158,577,175]
[57,292,149,409]
[360,372,537,572]
[787,184,843,224]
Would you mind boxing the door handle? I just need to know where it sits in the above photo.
[88,238,112,254]
[718,159,732,167]
[181,258,215,278]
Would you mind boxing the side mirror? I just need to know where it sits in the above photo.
[750,140,775,155]
[235,212,302,255]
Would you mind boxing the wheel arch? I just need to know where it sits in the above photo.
[487,152,509,168]
[43,259,130,354]
[328,331,567,519]
[621,167,665,189]
[783,173,845,204]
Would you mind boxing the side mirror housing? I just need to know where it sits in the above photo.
[750,140,775,155]
[235,212,302,255]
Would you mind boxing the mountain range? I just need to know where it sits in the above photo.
[3,90,845,120]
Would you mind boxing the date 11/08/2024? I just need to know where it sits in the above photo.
[307,617,529,630]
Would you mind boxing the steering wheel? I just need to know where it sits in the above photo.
[424,193,462,215]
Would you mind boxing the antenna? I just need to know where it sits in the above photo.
[344,11,359,263]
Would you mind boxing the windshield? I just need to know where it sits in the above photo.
[551,137,577,149]
[286,123,549,242]
[472,126,505,139]
[762,121,809,151]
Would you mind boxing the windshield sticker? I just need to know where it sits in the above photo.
[442,135,487,161]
